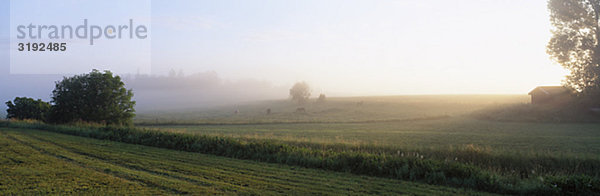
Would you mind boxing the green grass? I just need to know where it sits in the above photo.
[0,127,487,195]
[145,117,600,157]
[132,95,600,194]
[141,118,600,192]
[3,120,598,195]
[2,95,599,195]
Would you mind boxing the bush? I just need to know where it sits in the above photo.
[5,97,51,121]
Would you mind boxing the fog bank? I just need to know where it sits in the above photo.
[0,71,289,115]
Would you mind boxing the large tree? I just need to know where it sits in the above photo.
[50,70,135,125]
[5,97,51,121]
[548,0,600,100]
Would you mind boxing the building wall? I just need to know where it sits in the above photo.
[530,91,572,105]
[530,91,550,105]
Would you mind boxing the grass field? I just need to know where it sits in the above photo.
[145,117,600,157]
[140,96,600,171]
[2,95,599,195]
[0,128,488,195]
[133,95,600,194]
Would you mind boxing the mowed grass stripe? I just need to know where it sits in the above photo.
[18,128,400,195]
[21,128,471,195]
[22,134,235,190]
[1,128,493,195]
[6,129,364,195]
[20,128,389,194]
[21,131,310,194]
[3,132,193,194]
[0,132,167,195]
[24,132,318,193]
[3,131,223,195]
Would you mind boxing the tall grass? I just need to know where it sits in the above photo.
[1,120,598,195]
[229,138,600,177]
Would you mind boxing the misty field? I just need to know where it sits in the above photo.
[136,95,600,194]
[2,95,599,195]
[140,95,599,156]
[136,95,528,124]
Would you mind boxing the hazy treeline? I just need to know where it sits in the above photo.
[0,71,289,116]
[122,71,288,112]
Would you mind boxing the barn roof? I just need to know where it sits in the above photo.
[528,86,569,95]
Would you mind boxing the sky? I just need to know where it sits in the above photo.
[2,0,568,96]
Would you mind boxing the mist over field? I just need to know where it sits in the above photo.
[2,0,600,195]
[0,71,292,113]
[124,72,289,111]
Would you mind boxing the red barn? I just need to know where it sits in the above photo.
[528,86,571,105]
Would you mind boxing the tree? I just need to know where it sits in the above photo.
[317,93,326,103]
[50,70,135,125]
[547,0,600,104]
[5,97,51,121]
[289,81,311,104]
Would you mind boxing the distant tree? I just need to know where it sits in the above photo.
[49,70,135,125]
[289,81,311,104]
[177,69,185,78]
[547,0,600,105]
[168,68,177,78]
[5,97,51,121]
[317,93,326,103]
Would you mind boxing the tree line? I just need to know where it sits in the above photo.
[5,69,323,125]
[5,70,135,125]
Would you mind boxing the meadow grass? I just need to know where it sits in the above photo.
[1,95,598,195]
[0,127,485,195]
[141,110,600,179]
[2,120,598,195]
[146,117,600,156]
[132,95,599,194]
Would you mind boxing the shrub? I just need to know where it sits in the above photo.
[5,97,51,121]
